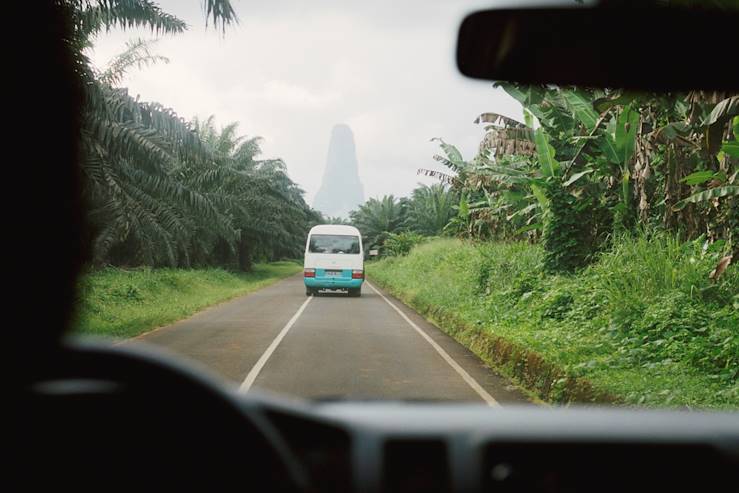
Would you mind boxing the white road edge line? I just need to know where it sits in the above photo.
[239,295,313,393]
[366,281,500,407]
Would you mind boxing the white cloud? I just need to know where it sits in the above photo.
[248,81,342,109]
[88,0,524,206]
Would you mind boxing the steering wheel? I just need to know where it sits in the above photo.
[13,340,310,491]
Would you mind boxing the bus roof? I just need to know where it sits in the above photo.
[308,224,361,237]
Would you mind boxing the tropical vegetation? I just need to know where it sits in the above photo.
[357,83,737,270]
[349,184,457,253]
[64,2,737,402]
[419,85,737,271]
[355,48,737,408]
[76,262,301,338]
[368,238,738,408]
[65,0,321,271]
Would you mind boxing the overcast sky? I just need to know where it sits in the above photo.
[89,0,523,207]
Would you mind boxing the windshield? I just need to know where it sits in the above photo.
[72,0,738,411]
[309,235,361,254]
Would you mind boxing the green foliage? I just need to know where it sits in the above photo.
[534,128,559,177]
[675,186,739,210]
[188,117,321,269]
[369,237,739,408]
[588,233,738,324]
[323,216,350,225]
[426,83,738,259]
[382,232,427,257]
[542,182,606,273]
[614,104,639,166]
[97,38,169,86]
[405,184,458,236]
[627,292,737,380]
[65,1,320,270]
[349,195,407,250]
[426,140,545,241]
[71,0,237,39]
[561,90,599,131]
[74,261,301,338]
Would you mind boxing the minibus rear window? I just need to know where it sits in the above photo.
[309,235,360,254]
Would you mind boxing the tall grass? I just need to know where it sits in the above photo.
[368,235,739,408]
[590,233,737,324]
[75,262,302,339]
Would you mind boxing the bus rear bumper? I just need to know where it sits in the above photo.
[304,277,364,289]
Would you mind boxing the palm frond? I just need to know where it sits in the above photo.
[75,0,188,39]
[98,38,168,85]
[417,168,458,186]
[474,112,526,128]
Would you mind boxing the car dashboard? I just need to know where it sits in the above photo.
[16,343,739,493]
[258,394,739,493]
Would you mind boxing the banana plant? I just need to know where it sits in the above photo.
[720,116,739,158]
[614,104,640,214]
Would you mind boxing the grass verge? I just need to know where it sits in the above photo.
[74,261,302,339]
[368,237,738,409]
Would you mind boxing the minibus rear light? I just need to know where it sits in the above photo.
[352,270,364,279]
[304,268,315,278]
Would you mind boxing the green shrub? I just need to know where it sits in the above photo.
[368,236,739,408]
[589,233,737,325]
[541,291,575,321]
[382,232,427,257]
[476,241,544,294]
[621,292,738,378]
[542,183,608,273]
[75,262,301,338]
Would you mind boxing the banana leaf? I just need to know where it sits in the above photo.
[561,90,599,131]
[673,186,739,210]
[535,128,560,177]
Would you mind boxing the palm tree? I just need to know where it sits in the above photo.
[68,1,321,268]
[66,1,239,266]
[190,117,319,270]
[323,216,351,225]
[350,196,407,250]
[82,39,230,266]
[406,184,457,236]
[70,1,236,42]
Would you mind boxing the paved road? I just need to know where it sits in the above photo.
[130,274,528,404]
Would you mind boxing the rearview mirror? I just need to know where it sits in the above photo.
[456,4,739,91]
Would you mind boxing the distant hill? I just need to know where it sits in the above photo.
[313,124,364,218]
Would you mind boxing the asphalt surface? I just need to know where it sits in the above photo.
[130,274,529,404]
